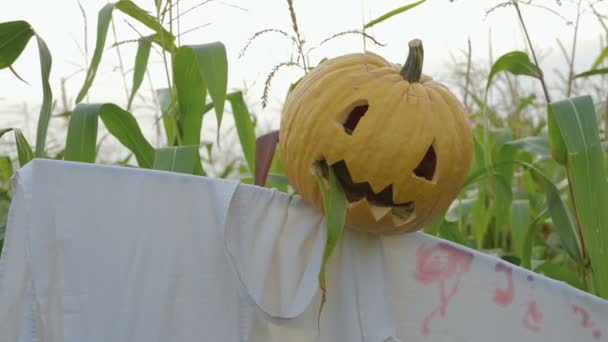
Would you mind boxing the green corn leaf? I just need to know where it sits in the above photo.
[472,183,494,249]
[511,199,531,258]
[268,149,287,192]
[314,161,347,320]
[0,155,14,197]
[217,160,237,179]
[438,221,468,246]
[547,105,568,165]
[592,46,608,69]
[63,103,155,168]
[156,88,178,146]
[227,92,256,174]
[266,173,289,189]
[172,48,221,178]
[98,104,155,168]
[0,21,54,158]
[75,3,114,104]
[114,0,174,47]
[535,261,586,291]
[0,128,13,139]
[0,21,34,69]
[487,51,541,89]
[173,46,207,145]
[0,156,13,184]
[495,138,517,243]
[504,136,551,158]
[127,37,152,110]
[34,35,53,158]
[76,1,175,103]
[153,146,199,174]
[363,0,427,29]
[550,95,608,298]
[13,129,34,167]
[515,161,583,266]
[574,68,608,79]
[64,104,102,163]
[444,198,475,223]
[471,135,486,173]
[191,42,228,140]
[522,209,549,269]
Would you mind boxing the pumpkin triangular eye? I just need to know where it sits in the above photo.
[343,103,368,135]
[413,143,436,181]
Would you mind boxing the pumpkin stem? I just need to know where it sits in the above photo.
[400,39,424,83]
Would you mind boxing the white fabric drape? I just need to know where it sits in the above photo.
[0,159,606,342]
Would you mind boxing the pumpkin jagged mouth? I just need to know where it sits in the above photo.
[315,159,416,224]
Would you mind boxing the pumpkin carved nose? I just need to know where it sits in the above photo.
[343,103,369,135]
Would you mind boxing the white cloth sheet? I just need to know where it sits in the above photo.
[0,159,606,342]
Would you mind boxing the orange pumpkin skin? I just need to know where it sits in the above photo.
[279,44,473,234]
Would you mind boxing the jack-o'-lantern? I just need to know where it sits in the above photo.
[279,39,473,234]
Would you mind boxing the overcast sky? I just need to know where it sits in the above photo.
[0,0,605,154]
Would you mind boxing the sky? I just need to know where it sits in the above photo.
[0,0,605,159]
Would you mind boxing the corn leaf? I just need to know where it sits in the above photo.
[511,199,531,258]
[114,0,174,46]
[495,137,517,242]
[0,21,54,157]
[439,221,469,246]
[75,3,114,104]
[267,173,288,189]
[34,35,53,158]
[173,46,207,145]
[487,51,541,89]
[550,95,608,298]
[472,183,494,249]
[504,136,551,158]
[363,0,426,29]
[76,1,174,103]
[153,146,199,174]
[592,46,608,69]
[13,129,34,167]
[227,92,256,174]
[445,198,475,223]
[515,161,583,266]
[535,261,586,291]
[64,104,102,163]
[0,129,13,139]
[575,68,608,79]
[127,37,152,110]
[268,148,287,192]
[191,42,228,139]
[0,21,34,69]
[547,105,568,165]
[156,88,178,146]
[98,104,155,168]
[522,209,549,269]
[172,47,208,176]
[314,161,347,319]
[0,156,13,184]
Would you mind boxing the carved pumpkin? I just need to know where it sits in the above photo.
[279,39,473,234]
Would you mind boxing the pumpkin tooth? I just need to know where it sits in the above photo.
[367,202,392,221]
[347,198,392,222]
[391,203,416,227]
[375,207,398,228]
